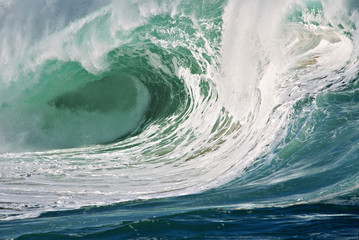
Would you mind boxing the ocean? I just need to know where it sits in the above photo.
[1,0,359,239]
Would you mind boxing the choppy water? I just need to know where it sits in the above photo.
[1,0,359,239]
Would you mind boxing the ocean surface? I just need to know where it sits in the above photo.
[1,0,359,239]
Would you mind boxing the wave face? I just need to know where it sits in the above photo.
[1,0,359,238]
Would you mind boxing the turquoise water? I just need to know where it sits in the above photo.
[1,0,359,239]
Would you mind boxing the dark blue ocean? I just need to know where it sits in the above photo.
[1,0,359,239]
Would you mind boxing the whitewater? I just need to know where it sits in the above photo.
[1,0,359,239]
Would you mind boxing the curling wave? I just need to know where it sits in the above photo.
[1,0,359,223]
